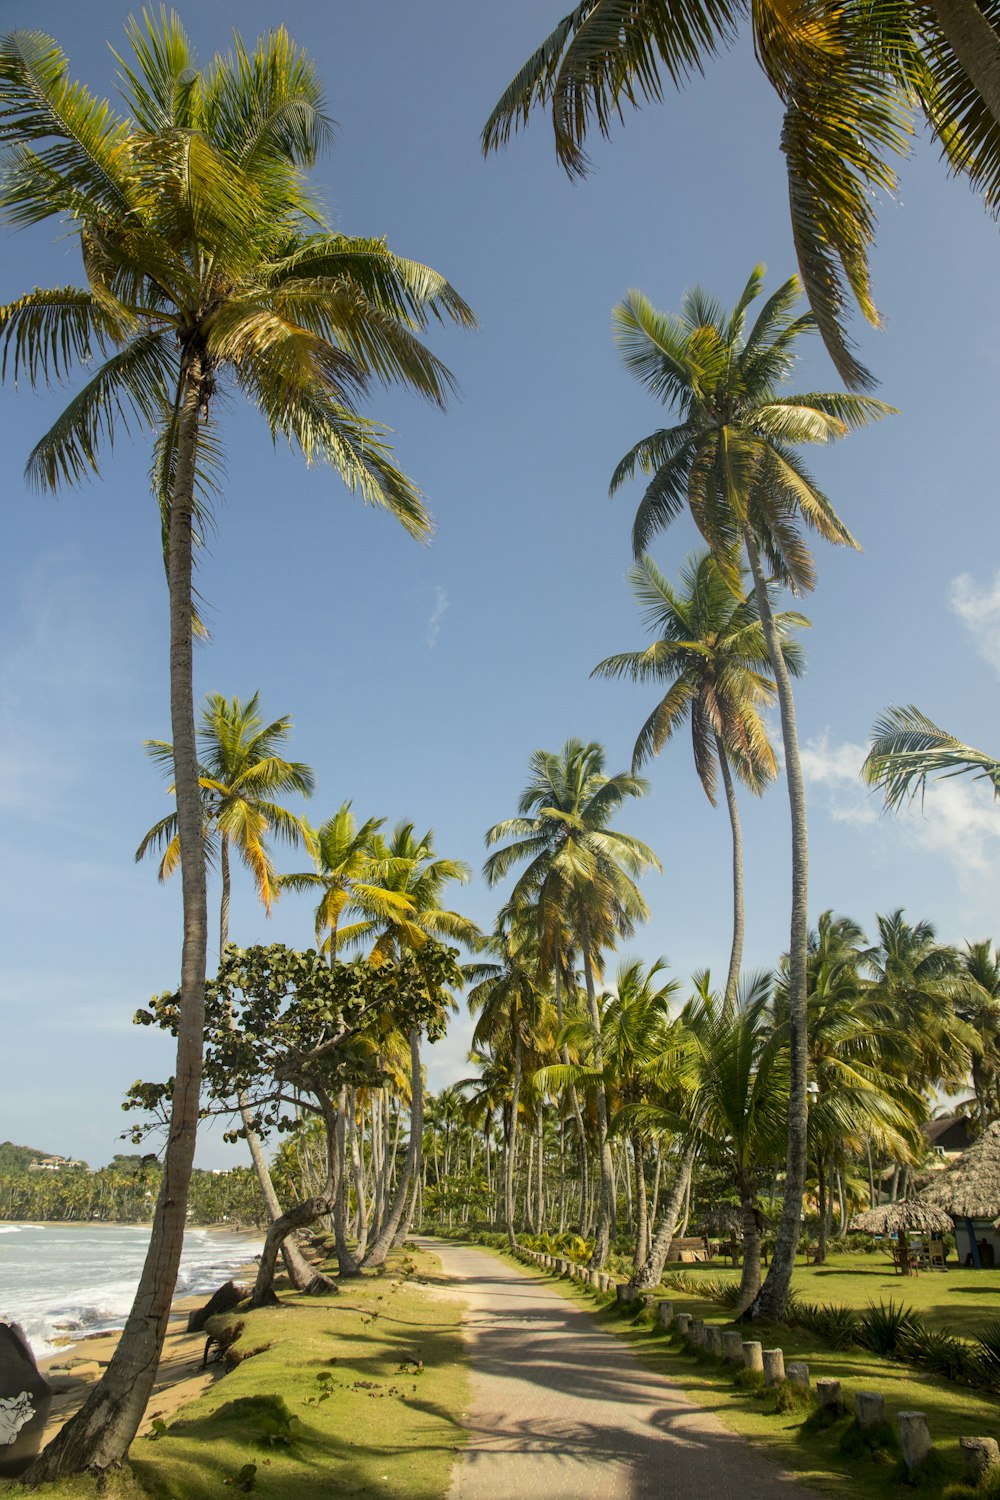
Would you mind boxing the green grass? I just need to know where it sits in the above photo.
[5,1247,468,1500]
[667,1250,1000,1340]
[513,1249,1000,1500]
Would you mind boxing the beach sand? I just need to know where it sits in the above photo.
[37,1265,258,1444]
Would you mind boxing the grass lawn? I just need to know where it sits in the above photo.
[662,1250,1000,1339]
[517,1250,1000,1499]
[5,1246,468,1500]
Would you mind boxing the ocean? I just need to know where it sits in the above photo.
[0,1222,263,1359]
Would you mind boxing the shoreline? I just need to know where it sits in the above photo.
[36,1260,260,1445]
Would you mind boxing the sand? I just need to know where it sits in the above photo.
[37,1266,258,1444]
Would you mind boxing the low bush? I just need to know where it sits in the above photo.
[854,1299,921,1357]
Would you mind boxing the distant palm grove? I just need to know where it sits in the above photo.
[3,2,1000,1484]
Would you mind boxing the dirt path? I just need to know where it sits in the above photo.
[422,1239,825,1500]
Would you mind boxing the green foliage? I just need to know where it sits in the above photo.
[837,1416,900,1464]
[853,1299,921,1357]
[790,1299,859,1350]
[210,1395,303,1448]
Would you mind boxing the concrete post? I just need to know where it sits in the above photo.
[657,1300,674,1329]
[616,1284,636,1306]
[688,1319,706,1348]
[705,1326,723,1357]
[816,1379,843,1415]
[762,1349,785,1386]
[960,1437,1000,1483]
[855,1392,885,1430]
[897,1412,932,1477]
[721,1330,743,1364]
[742,1341,764,1374]
[675,1313,692,1339]
[786,1361,810,1389]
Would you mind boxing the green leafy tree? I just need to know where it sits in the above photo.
[485,739,659,1266]
[0,16,473,1475]
[594,549,806,1001]
[482,0,1000,387]
[606,266,890,1319]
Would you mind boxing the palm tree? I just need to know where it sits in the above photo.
[606,267,891,1318]
[955,942,1000,1127]
[137,691,315,957]
[863,704,1000,806]
[863,911,971,1100]
[0,17,474,1474]
[594,550,806,1001]
[485,739,660,1265]
[482,0,1000,388]
[136,691,319,1292]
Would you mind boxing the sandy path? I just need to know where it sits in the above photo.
[424,1240,825,1500]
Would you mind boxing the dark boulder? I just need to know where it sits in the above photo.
[0,1322,51,1478]
[186,1280,248,1334]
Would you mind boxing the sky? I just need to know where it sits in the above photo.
[3,0,1000,1170]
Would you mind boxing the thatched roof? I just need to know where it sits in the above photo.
[919,1119,1000,1219]
[850,1200,954,1235]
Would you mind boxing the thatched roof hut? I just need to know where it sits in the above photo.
[919,1119,1000,1219]
[850,1201,953,1236]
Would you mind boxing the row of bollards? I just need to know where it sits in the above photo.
[512,1247,999,1487]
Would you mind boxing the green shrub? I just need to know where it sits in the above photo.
[838,1415,900,1464]
[854,1299,921,1357]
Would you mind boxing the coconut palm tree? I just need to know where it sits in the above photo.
[606,267,891,1318]
[594,549,806,1001]
[485,739,660,1266]
[136,691,319,1291]
[863,705,1000,806]
[0,17,474,1473]
[955,942,1000,1127]
[482,0,1000,388]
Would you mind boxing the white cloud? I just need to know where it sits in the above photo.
[425,585,449,648]
[801,729,1000,882]
[950,570,1000,677]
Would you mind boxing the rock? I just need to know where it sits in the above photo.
[187,1280,248,1334]
[0,1322,51,1479]
[960,1436,1000,1483]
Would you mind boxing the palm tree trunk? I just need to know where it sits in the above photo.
[349,1092,369,1260]
[631,1132,648,1275]
[735,1174,763,1315]
[817,1157,828,1264]
[555,965,590,1233]
[363,1026,423,1268]
[535,1103,545,1234]
[253,1090,338,1306]
[29,358,209,1477]
[333,1088,360,1274]
[630,1136,698,1290]
[505,1033,523,1249]
[582,943,615,1268]
[715,734,745,1006]
[742,526,809,1323]
[927,0,1000,138]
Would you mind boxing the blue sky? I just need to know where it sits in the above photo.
[3,0,1000,1169]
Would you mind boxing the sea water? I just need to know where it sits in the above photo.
[0,1222,263,1358]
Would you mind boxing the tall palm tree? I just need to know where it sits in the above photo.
[955,942,1000,1127]
[863,910,971,1098]
[485,739,660,1265]
[136,691,319,1291]
[482,0,1000,388]
[606,267,891,1318]
[0,17,474,1474]
[594,549,806,1001]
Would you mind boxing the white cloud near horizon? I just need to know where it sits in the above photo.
[801,730,1000,883]
[950,570,1000,678]
[425,585,449,648]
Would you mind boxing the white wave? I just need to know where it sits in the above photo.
[0,1225,21,1234]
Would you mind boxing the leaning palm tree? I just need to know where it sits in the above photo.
[136,691,319,1292]
[0,16,474,1475]
[482,0,1000,389]
[594,549,806,1002]
[606,267,891,1318]
[485,739,660,1266]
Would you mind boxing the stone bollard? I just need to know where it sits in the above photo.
[675,1313,693,1339]
[657,1300,674,1330]
[600,1273,612,1293]
[960,1436,1000,1484]
[855,1392,885,1431]
[721,1330,744,1364]
[786,1361,810,1389]
[705,1326,723,1357]
[897,1412,932,1477]
[762,1349,785,1387]
[642,1295,657,1316]
[616,1283,638,1307]
[685,1318,704,1348]
[816,1379,844,1416]
[742,1341,764,1374]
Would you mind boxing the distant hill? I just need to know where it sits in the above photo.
[0,1142,88,1171]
